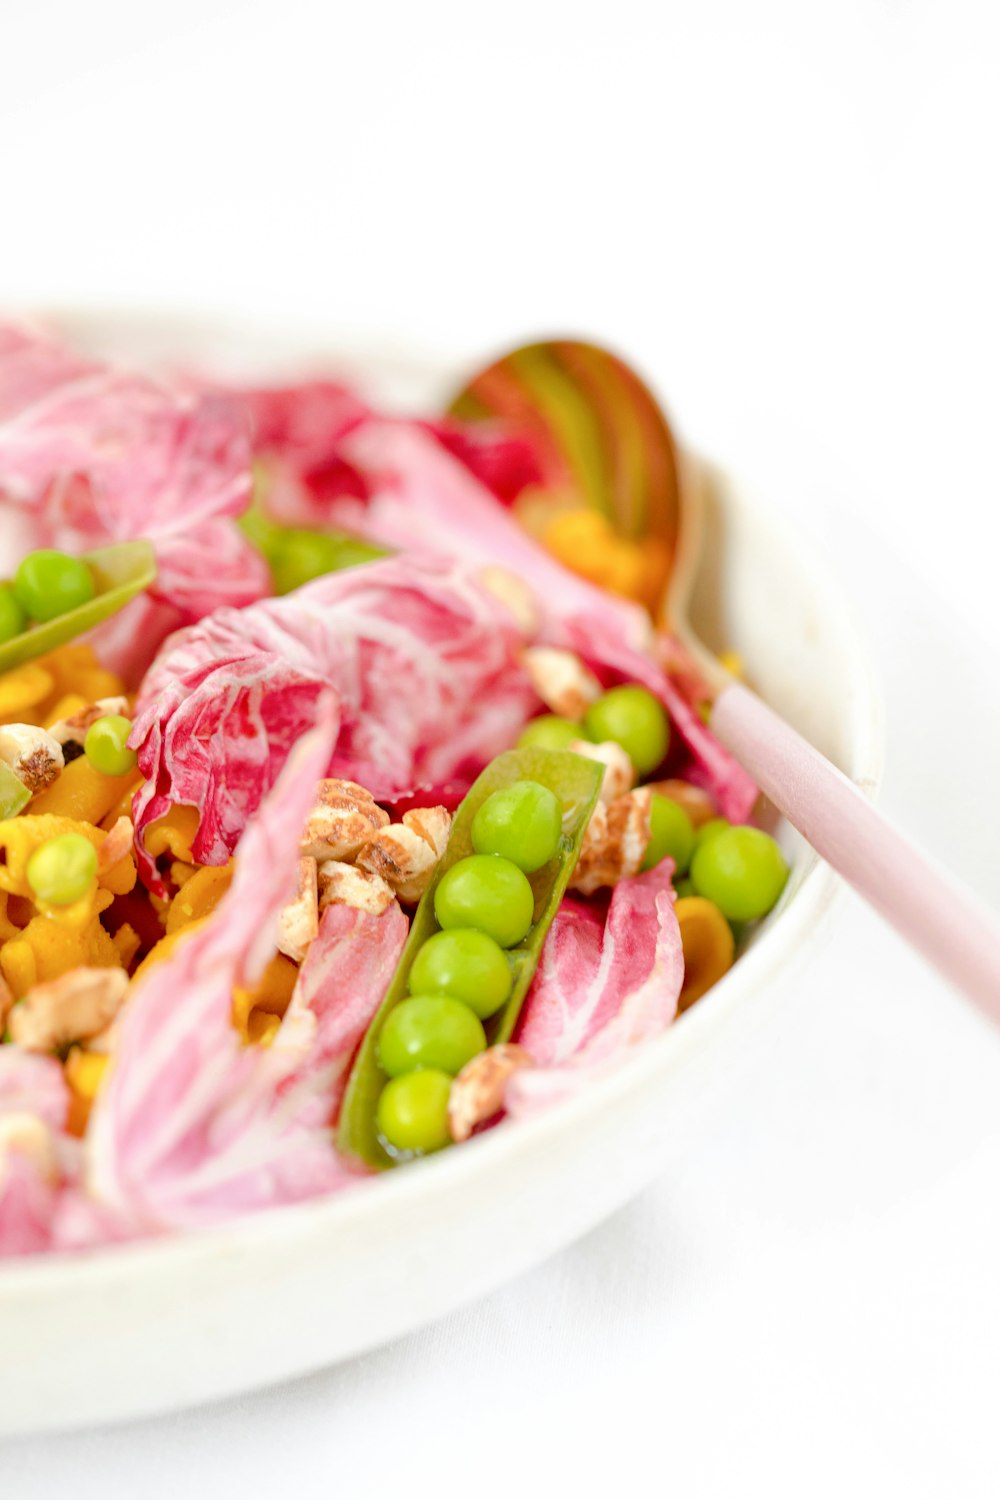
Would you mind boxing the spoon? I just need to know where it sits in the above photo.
[0,539,157,675]
[451,340,1000,1022]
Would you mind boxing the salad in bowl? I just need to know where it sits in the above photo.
[0,321,789,1257]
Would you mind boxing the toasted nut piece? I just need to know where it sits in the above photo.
[0,724,64,795]
[401,805,452,858]
[570,787,652,895]
[0,1113,57,1186]
[478,566,539,634]
[568,738,634,803]
[317,859,396,916]
[97,815,134,877]
[520,647,601,720]
[675,896,735,1012]
[9,966,129,1053]
[276,856,319,963]
[645,778,717,829]
[449,1044,534,1142]
[300,779,390,861]
[47,696,130,749]
[357,806,452,903]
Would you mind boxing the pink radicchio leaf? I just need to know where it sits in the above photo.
[0,323,269,679]
[232,379,542,525]
[506,863,683,1117]
[0,1048,70,1256]
[322,420,757,821]
[272,901,408,1126]
[85,700,372,1233]
[131,554,539,894]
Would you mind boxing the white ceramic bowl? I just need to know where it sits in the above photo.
[0,315,883,1435]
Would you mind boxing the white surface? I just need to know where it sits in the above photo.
[1,0,999,1494]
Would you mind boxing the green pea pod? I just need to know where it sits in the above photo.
[0,541,157,675]
[337,746,604,1169]
[0,761,31,819]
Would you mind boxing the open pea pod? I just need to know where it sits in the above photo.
[0,540,157,675]
[337,746,604,1170]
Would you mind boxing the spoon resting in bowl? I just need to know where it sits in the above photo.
[451,340,1000,1022]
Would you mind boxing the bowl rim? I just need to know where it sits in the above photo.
[0,310,885,1296]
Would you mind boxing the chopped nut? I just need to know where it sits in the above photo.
[98,815,134,876]
[478,566,539,634]
[0,724,64,795]
[448,1044,534,1143]
[521,647,601,720]
[401,805,452,859]
[568,738,635,803]
[0,1112,57,1186]
[300,778,390,861]
[276,856,319,963]
[317,859,396,916]
[570,787,652,894]
[645,778,717,828]
[47,696,130,749]
[9,966,130,1053]
[357,806,452,903]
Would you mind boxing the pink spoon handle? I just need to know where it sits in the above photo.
[711,682,1000,1021]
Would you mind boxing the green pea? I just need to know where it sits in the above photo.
[689,825,789,922]
[269,528,384,594]
[471,779,562,874]
[378,995,486,1078]
[13,549,95,623]
[25,833,98,906]
[516,715,583,752]
[434,854,534,948]
[84,715,138,777]
[583,685,669,776]
[642,793,695,875]
[694,817,730,851]
[0,584,27,644]
[408,928,513,1019]
[376,1069,453,1155]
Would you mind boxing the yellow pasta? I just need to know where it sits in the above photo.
[232,953,299,1046]
[165,864,233,934]
[65,1048,110,1136]
[0,663,54,722]
[143,804,201,866]
[30,757,139,826]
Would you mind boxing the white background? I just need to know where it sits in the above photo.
[2,1,1000,1495]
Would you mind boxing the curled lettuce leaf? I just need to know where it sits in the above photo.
[506,863,683,1115]
[263,414,757,820]
[0,324,269,677]
[131,554,540,893]
[84,705,405,1233]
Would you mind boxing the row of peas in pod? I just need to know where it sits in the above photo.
[518,681,789,926]
[0,550,96,644]
[374,779,566,1156]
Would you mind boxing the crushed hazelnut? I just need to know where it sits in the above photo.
[357,806,452,903]
[317,859,396,916]
[9,966,130,1053]
[448,1044,535,1143]
[568,738,635,803]
[0,724,64,795]
[276,856,319,963]
[520,647,601,720]
[570,787,652,894]
[300,778,390,862]
[47,697,130,749]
